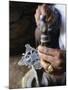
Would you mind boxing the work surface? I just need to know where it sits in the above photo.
[9,55,30,89]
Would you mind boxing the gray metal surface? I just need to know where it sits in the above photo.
[18,44,42,69]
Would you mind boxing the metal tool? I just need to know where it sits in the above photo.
[40,15,49,46]
[40,15,53,73]
[18,44,42,69]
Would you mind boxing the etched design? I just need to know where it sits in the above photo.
[18,44,42,69]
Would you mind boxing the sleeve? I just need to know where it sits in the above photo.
[47,7,61,48]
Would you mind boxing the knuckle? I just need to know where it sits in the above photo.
[40,59,49,70]
[56,52,60,58]
[56,60,62,67]
[36,9,39,13]
[55,49,60,56]
[56,50,63,58]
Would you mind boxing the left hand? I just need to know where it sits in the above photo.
[38,45,65,74]
[34,4,51,26]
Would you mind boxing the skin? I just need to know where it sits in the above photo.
[38,46,65,73]
[35,4,65,75]
[34,4,52,26]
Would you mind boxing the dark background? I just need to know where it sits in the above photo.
[10,1,41,55]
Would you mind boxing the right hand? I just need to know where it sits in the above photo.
[38,45,65,74]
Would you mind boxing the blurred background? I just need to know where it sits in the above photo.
[10,1,39,55]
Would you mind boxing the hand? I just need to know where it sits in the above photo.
[38,45,65,74]
[34,4,49,26]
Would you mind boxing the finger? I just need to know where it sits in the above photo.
[34,6,41,26]
[38,45,61,57]
[35,7,41,17]
[40,4,46,16]
[34,14,40,26]
[38,51,54,63]
[38,51,62,69]
[40,4,49,16]
[40,59,50,71]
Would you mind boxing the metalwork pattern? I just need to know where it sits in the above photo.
[18,44,42,69]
